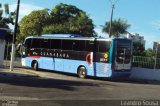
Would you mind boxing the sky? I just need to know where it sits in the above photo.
[1,0,160,49]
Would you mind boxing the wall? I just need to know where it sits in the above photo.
[130,67,160,81]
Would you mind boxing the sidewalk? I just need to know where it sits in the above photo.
[0,67,39,78]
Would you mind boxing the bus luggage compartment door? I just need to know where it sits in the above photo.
[39,57,54,70]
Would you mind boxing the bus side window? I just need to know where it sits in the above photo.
[50,39,62,50]
[97,41,110,53]
[62,40,73,50]
[73,40,86,51]
[40,39,50,49]
[30,38,41,48]
[85,40,94,51]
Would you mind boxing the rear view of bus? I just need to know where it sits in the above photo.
[111,38,132,77]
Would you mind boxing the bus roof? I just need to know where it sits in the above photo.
[26,35,95,41]
[25,34,129,41]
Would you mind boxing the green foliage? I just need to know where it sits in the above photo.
[50,3,81,24]
[19,3,95,42]
[132,44,155,57]
[0,3,15,28]
[103,18,130,37]
[43,10,95,36]
[43,24,70,34]
[44,3,95,36]
[19,9,49,40]
[132,42,145,56]
[143,48,155,57]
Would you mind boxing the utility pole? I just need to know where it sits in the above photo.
[10,0,20,71]
[109,4,114,38]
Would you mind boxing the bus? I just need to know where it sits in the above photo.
[21,34,132,78]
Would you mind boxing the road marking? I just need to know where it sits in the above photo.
[0,96,39,100]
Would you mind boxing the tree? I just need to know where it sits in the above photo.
[43,11,95,36]
[19,9,49,39]
[143,48,155,57]
[103,18,130,37]
[43,3,95,36]
[18,3,95,42]
[132,42,145,56]
[0,3,15,28]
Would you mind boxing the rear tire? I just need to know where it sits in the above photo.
[33,61,38,71]
[78,66,87,78]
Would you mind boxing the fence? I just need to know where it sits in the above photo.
[132,56,160,69]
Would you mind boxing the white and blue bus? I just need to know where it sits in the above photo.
[21,34,132,78]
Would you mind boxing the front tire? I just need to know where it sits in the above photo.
[78,66,87,78]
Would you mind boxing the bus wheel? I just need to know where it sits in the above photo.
[33,61,38,71]
[78,66,87,78]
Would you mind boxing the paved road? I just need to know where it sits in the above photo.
[0,67,160,106]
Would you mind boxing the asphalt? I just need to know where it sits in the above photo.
[1,66,160,85]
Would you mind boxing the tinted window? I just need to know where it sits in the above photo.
[85,40,94,51]
[31,38,41,48]
[40,39,50,49]
[97,41,111,52]
[24,38,31,48]
[116,40,131,64]
[73,40,86,51]
[50,39,62,49]
[62,40,73,50]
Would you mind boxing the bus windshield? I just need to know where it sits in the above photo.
[116,40,131,64]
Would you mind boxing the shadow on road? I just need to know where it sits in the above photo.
[1,66,159,89]
[0,71,102,91]
[96,77,160,86]
[36,68,160,86]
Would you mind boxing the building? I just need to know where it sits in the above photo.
[153,41,160,58]
[0,29,12,65]
[153,41,160,51]
[120,33,146,48]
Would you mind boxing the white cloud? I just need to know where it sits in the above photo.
[9,3,44,20]
[9,3,44,29]
[150,20,160,30]
[94,27,109,38]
